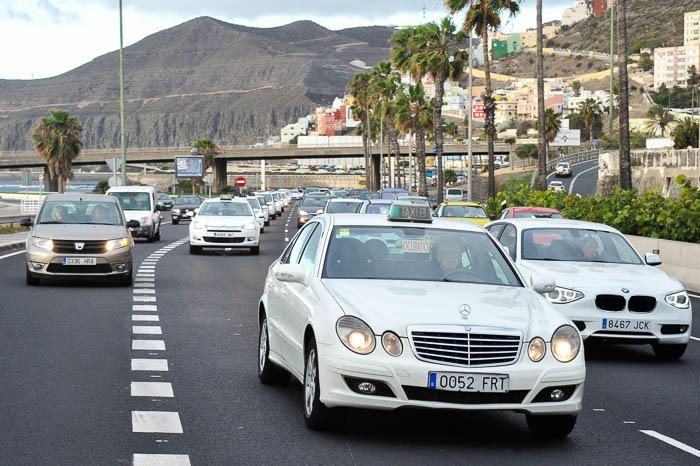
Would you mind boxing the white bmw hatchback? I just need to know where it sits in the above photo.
[258,203,586,436]
[485,218,692,359]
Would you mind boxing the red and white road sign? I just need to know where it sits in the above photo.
[472,103,485,120]
[235,176,247,187]
[38,173,45,182]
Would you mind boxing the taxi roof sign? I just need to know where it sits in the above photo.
[220,194,232,200]
[387,201,433,223]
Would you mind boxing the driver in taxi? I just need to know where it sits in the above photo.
[432,237,465,275]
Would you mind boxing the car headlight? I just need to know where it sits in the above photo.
[528,337,546,362]
[665,291,690,309]
[244,222,257,230]
[551,325,581,363]
[382,331,403,357]
[191,221,205,230]
[336,316,375,354]
[105,237,129,252]
[194,208,200,214]
[31,237,54,251]
[172,208,181,214]
[299,210,308,216]
[140,216,151,225]
[545,286,584,304]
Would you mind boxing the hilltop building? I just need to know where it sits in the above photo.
[686,10,700,46]
[562,0,590,27]
[653,45,700,89]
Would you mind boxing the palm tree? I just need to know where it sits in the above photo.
[644,105,675,137]
[447,0,520,199]
[579,98,603,145]
[191,139,221,171]
[32,110,83,193]
[617,0,632,189]
[369,61,402,189]
[410,17,468,203]
[536,109,562,160]
[348,72,373,190]
[671,116,699,149]
[535,0,547,190]
[394,83,432,195]
[445,121,460,139]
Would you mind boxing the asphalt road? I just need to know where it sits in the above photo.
[0,205,698,465]
[547,159,599,196]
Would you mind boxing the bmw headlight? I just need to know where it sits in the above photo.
[551,325,581,363]
[105,237,129,252]
[545,286,584,304]
[381,331,403,357]
[299,209,308,216]
[665,291,690,309]
[244,222,257,230]
[31,237,54,251]
[336,316,375,354]
[528,337,546,362]
[172,208,181,214]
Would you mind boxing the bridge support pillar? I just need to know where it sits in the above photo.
[214,158,227,192]
[44,166,58,192]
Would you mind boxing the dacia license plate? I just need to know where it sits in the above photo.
[602,318,651,331]
[63,257,97,266]
[428,372,509,393]
[212,232,236,238]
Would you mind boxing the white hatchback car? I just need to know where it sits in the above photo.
[548,181,566,192]
[485,219,692,359]
[189,197,260,255]
[258,203,585,436]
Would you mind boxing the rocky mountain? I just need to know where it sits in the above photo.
[550,0,695,53]
[0,18,395,151]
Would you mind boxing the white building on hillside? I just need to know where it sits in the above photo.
[281,118,310,144]
[562,0,590,27]
[685,10,700,46]
[654,45,700,89]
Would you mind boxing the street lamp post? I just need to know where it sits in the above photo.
[118,0,127,186]
[467,34,474,202]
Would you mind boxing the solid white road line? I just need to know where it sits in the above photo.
[691,336,700,342]
[131,382,174,397]
[131,359,169,372]
[133,296,157,302]
[688,293,700,299]
[640,430,700,458]
[133,454,191,466]
[132,340,166,351]
[568,164,599,195]
[133,304,158,312]
[132,315,160,322]
[133,289,156,294]
[133,326,163,335]
[131,411,183,433]
[0,250,25,260]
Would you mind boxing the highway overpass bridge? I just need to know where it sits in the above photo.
[0,143,513,190]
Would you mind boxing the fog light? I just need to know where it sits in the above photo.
[357,382,376,394]
[32,262,43,271]
[247,237,255,241]
[115,264,127,272]
[550,389,565,401]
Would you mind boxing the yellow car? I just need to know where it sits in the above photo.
[434,201,490,226]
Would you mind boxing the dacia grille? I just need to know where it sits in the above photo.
[52,239,107,254]
[409,326,522,368]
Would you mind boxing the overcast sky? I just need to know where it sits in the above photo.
[0,0,571,80]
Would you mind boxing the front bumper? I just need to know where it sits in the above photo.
[129,223,154,238]
[189,230,259,248]
[316,341,585,414]
[26,247,132,278]
[172,211,196,222]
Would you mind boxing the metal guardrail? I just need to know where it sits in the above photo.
[0,214,34,227]
[546,149,599,172]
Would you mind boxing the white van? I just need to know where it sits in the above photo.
[107,185,163,242]
[444,187,464,202]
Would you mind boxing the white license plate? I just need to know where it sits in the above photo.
[428,372,509,393]
[212,232,236,238]
[63,257,97,266]
[602,318,651,331]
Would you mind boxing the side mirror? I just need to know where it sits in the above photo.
[531,274,556,294]
[20,218,33,227]
[500,199,507,210]
[127,219,141,229]
[644,252,662,266]
[275,263,306,285]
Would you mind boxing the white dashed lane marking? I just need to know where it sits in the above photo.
[133,454,191,466]
[131,382,174,398]
[131,411,183,433]
[133,295,157,302]
[132,340,166,351]
[133,304,158,312]
[133,289,156,294]
[133,326,163,335]
[132,315,160,322]
[134,283,156,288]
[135,277,156,283]
[131,359,169,372]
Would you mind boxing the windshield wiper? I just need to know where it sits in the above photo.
[531,258,565,261]
[38,221,64,224]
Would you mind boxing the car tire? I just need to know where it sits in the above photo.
[189,244,202,255]
[261,227,265,234]
[258,317,290,385]
[526,414,577,438]
[154,226,161,241]
[264,220,270,226]
[172,219,179,225]
[119,268,133,287]
[146,229,155,243]
[26,268,39,286]
[251,246,260,255]
[303,339,345,430]
[652,343,687,360]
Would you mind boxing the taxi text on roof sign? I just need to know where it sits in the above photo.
[387,201,433,223]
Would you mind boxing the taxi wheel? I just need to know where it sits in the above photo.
[154,227,161,241]
[303,340,345,430]
[189,245,202,255]
[251,246,260,255]
[526,414,577,438]
[172,220,179,225]
[258,317,290,385]
[26,268,39,286]
[264,220,270,226]
[652,343,687,360]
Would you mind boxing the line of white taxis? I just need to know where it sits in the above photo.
[256,200,692,437]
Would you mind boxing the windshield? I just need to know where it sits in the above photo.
[263,194,274,203]
[365,203,391,214]
[198,202,252,217]
[175,196,201,205]
[447,189,463,195]
[322,226,521,286]
[513,211,562,219]
[326,201,362,213]
[441,205,488,218]
[522,228,642,264]
[38,200,123,225]
[110,192,152,211]
[301,197,327,208]
[158,194,171,201]
[247,198,261,210]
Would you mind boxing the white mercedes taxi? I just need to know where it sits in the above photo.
[189,197,260,255]
[485,218,692,360]
[258,202,585,436]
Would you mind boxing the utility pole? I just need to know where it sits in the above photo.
[380,118,384,189]
[608,2,616,136]
[119,0,127,186]
[467,33,474,202]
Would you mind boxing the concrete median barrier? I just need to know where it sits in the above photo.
[627,235,700,293]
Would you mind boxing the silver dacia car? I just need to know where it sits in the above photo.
[22,194,140,286]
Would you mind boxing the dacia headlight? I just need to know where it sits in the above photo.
[105,237,129,252]
[32,237,54,251]
[551,325,581,363]
[665,291,690,309]
[545,286,584,304]
[336,316,375,354]
[244,222,257,230]
[299,209,308,216]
